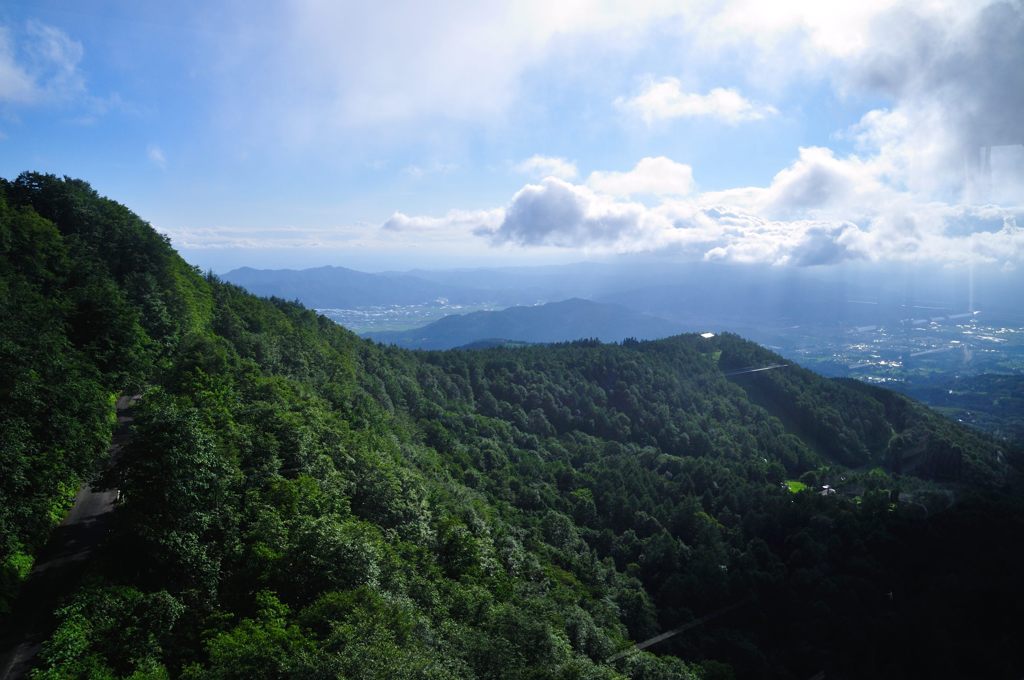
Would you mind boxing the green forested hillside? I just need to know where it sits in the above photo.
[1,174,1022,679]
[0,173,207,612]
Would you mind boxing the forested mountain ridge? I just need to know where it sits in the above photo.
[1,174,1022,679]
[0,173,210,614]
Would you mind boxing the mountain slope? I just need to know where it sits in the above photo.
[1,173,1022,679]
[364,298,684,349]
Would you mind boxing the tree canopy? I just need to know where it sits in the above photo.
[2,173,1022,679]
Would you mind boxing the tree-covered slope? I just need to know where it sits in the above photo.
[0,174,209,613]
[1,174,1022,680]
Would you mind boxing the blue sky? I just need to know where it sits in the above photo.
[1,1,1022,272]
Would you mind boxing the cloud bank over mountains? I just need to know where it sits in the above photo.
[380,0,1024,268]
[460,153,1022,267]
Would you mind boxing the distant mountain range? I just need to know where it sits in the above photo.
[223,265,531,308]
[362,298,683,349]
[225,260,1024,326]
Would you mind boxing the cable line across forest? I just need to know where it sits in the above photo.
[722,363,790,377]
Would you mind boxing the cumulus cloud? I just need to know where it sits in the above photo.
[690,143,1024,267]
[586,156,694,197]
[0,22,84,105]
[686,1,1024,204]
[514,155,578,180]
[482,178,655,248]
[703,219,866,267]
[615,78,777,125]
[852,2,1024,202]
[473,174,879,263]
[847,1,1023,144]
[363,4,1024,270]
[700,147,891,221]
[199,0,1023,212]
[399,147,1024,267]
[193,0,1024,268]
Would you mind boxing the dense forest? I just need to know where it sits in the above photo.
[1,174,1023,679]
[895,374,1024,446]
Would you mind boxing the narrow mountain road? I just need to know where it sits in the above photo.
[0,394,139,680]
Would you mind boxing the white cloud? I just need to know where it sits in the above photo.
[472,174,875,263]
[216,0,686,139]
[381,208,503,237]
[0,22,84,105]
[514,155,578,180]
[616,78,777,125]
[586,156,694,197]
[700,216,868,267]
[146,1,1024,269]
[473,174,859,262]
[689,142,1024,267]
[690,0,905,64]
[198,0,1022,207]
[853,2,1024,203]
[396,147,1024,267]
[0,27,36,103]
[25,22,84,99]
[147,144,167,169]
[483,177,655,248]
[699,146,891,221]
[682,1,1024,204]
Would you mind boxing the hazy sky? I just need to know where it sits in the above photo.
[1,1,1022,272]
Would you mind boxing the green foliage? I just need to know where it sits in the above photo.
[33,585,182,679]
[4,174,1022,679]
[182,592,320,680]
[116,391,240,605]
